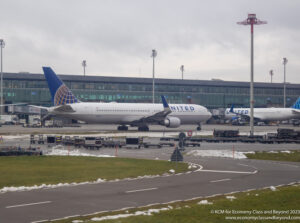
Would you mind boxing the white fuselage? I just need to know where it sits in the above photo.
[225,107,300,121]
[50,102,212,125]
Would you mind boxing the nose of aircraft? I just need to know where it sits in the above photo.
[206,109,212,121]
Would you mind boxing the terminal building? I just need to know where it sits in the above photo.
[2,71,300,109]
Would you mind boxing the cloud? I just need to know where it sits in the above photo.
[0,0,299,83]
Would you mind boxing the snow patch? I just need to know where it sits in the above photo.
[226,196,237,201]
[187,150,247,159]
[197,200,213,205]
[0,173,174,193]
[47,147,114,158]
[0,178,106,193]
[91,206,173,221]
[2,135,28,140]
[281,150,291,153]
[169,169,175,174]
[72,221,84,223]
[270,186,277,191]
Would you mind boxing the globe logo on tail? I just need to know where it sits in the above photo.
[54,84,79,106]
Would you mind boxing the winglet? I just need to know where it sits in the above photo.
[291,97,300,109]
[229,104,235,113]
[161,95,169,108]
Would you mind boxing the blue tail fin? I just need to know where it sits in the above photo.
[229,104,235,113]
[291,97,300,109]
[161,95,169,108]
[42,67,79,106]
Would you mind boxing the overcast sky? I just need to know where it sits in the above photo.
[1,0,300,83]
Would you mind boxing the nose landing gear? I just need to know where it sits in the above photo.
[196,123,202,131]
[117,125,128,131]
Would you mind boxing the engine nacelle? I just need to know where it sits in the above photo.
[164,117,181,128]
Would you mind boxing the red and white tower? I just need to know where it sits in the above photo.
[237,14,267,136]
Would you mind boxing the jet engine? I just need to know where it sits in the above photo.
[164,117,181,128]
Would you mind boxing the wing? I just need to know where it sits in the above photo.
[229,105,261,121]
[130,95,171,125]
[292,109,300,115]
[52,104,76,113]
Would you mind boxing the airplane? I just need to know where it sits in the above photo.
[224,97,300,123]
[38,67,212,131]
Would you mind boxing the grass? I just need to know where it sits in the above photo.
[0,156,188,188]
[246,150,300,162]
[51,184,300,223]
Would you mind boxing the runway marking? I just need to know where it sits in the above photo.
[210,178,231,183]
[6,201,52,209]
[125,187,158,193]
[198,169,257,174]
[238,163,255,168]
[189,163,203,171]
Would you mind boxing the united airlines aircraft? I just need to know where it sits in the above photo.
[224,98,300,122]
[40,67,211,131]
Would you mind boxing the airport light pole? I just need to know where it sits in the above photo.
[180,65,184,80]
[269,70,273,83]
[82,60,87,76]
[0,39,5,116]
[151,49,157,104]
[283,57,288,108]
[237,14,267,136]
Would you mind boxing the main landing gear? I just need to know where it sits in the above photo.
[196,123,202,131]
[138,126,149,131]
[117,125,128,131]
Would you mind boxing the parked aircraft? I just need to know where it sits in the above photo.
[39,67,211,131]
[224,97,300,122]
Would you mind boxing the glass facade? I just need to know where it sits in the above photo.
[3,72,300,109]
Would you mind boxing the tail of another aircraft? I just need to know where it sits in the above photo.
[291,97,300,109]
[42,67,80,106]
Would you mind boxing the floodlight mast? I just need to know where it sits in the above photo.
[237,14,267,136]
[82,60,87,76]
[0,39,5,116]
[283,57,288,108]
[269,70,274,83]
[180,65,184,80]
[151,49,157,104]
